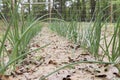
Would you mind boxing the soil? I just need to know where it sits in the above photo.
[1,26,120,80]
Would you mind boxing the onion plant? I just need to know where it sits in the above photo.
[67,20,78,43]
[49,15,79,43]
[49,19,68,37]
[49,5,120,77]
[100,17,120,63]
[87,12,103,59]
[0,1,48,75]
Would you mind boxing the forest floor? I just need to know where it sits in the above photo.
[1,26,120,80]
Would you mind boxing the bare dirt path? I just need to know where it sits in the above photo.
[10,26,119,80]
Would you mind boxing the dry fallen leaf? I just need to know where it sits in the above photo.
[68,57,75,62]
[113,72,120,77]
[63,77,71,80]
[48,60,57,65]
[95,74,107,78]
[0,75,11,80]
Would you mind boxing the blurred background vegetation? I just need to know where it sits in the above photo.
[0,0,120,22]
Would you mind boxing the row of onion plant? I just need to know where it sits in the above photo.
[0,1,48,75]
[45,5,120,80]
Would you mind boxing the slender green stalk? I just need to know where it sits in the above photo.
[0,43,50,73]
[0,1,50,74]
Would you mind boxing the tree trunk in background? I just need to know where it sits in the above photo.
[28,0,31,14]
[81,0,86,21]
[55,0,62,18]
[2,0,10,20]
[62,0,66,20]
[97,0,100,14]
[48,0,52,22]
[11,0,18,16]
[59,0,62,15]
[90,0,96,21]
[102,0,109,21]
[110,0,113,23]
[113,4,117,22]
[11,0,17,10]
[77,0,81,21]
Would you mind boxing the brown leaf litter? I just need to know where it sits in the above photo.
[1,27,120,80]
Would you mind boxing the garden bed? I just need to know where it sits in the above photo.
[1,26,119,80]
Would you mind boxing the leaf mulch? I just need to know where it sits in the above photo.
[1,27,120,80]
